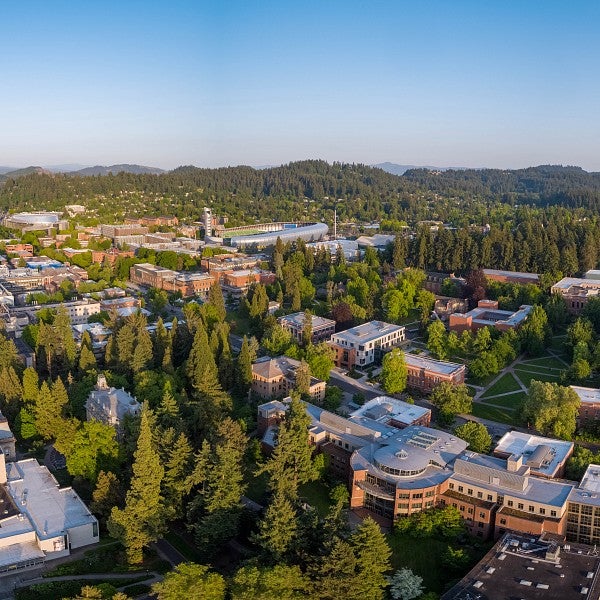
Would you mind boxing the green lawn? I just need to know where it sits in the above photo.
[519,356,568,370]
[471,403,519,425]
[387,534,450,592]
[480,373,522,398]
[513,368,561,388]
[480,391,526,410]
[466,371,498,387]
[298,480,334,517]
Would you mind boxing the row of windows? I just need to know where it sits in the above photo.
[447,483,558,517]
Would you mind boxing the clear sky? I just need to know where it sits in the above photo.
[2,1,599,170]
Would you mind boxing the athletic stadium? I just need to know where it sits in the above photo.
[221,222,328,249]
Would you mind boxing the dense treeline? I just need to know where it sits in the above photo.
[3,161,600,231]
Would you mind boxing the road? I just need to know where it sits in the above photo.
[328,369,381,400]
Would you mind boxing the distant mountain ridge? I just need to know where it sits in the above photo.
[72,164,165,176]
[374,162,471,175]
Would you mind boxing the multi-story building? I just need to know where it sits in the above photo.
[483,269,540,285]
[449,300,533,333]
[257,398,594,542]
[551,277,600,314]
[91,248,134,265]
[433,296,468,320]
[129,263,215,299]
[566,465,600,545]
[251,356,326,403]
[329,321,406,369]
[492,431,573,479]
[278,312,336,344]
[200,253,259,275]
[0,452,98,574]
[100,224,149,239]
[571,386,600,427]
[220,269,276,302]
[85,374,141,433]
[404,353,466,392]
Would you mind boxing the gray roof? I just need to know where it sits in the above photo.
[403,352,465,376]
[331,320,404,345]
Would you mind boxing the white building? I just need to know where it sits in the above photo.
[329,321,406,369]
[0,453,98,574]
[85,374,141,431]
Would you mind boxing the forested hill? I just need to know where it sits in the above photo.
[2,160,600,224]
[403,165,600,208]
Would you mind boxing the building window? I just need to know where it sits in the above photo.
[507,500,513,507]
[551,510,557,518]
[529,505,535,513]
[467,489,473,496]
[477,491,483,499]
[479,512,485,519]
[500,518,507,525]
[518,503,524,510]
[540,508,546,515]
[458,486,463,493]
[487,495,493,501]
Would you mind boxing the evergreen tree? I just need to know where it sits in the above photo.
[235,336,253,396]
[34,378,68,441]
[186,323,232,428]
[349,517,392,600]
[22,367,39,404]
[186,418,247,554]
[255,491,298,561]
[78,344,97,373]
[162,431,193,521]
[132,328,153,373]
[294,361,311,396]
[208,282,227,322]
[109,407,165,564]
[301,309,313,347]
[91,470,123,524]
[259,395,316,500]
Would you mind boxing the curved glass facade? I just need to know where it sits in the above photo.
[230,222,328,248]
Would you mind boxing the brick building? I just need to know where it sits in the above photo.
[551,277,600,314]
[449,300,532,333]
[404,353,466,392]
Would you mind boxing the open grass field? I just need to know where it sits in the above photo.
[298,480,334,517]
[519,356,568,370]
[480,391,526,409]
[471,402,519,425]
[480,373,522,398]
[387,533,452,592]
[513,368,561,388]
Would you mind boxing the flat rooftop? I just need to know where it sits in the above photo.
[494,431,573,477]
[278,312,335,330]
[483,268,540,281]
[452,453,574,507]
[552,277,600,293]
[403,352,465,376]
[331,320,404,345]
[6,459,96,541]
[443,533,600,600]
[569,464,600,507]
[350,395,430,426]
[571,385,600,405]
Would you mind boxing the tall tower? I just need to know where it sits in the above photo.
[203,207,213,238]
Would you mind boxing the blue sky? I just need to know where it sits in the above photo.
[1,1,599,170]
